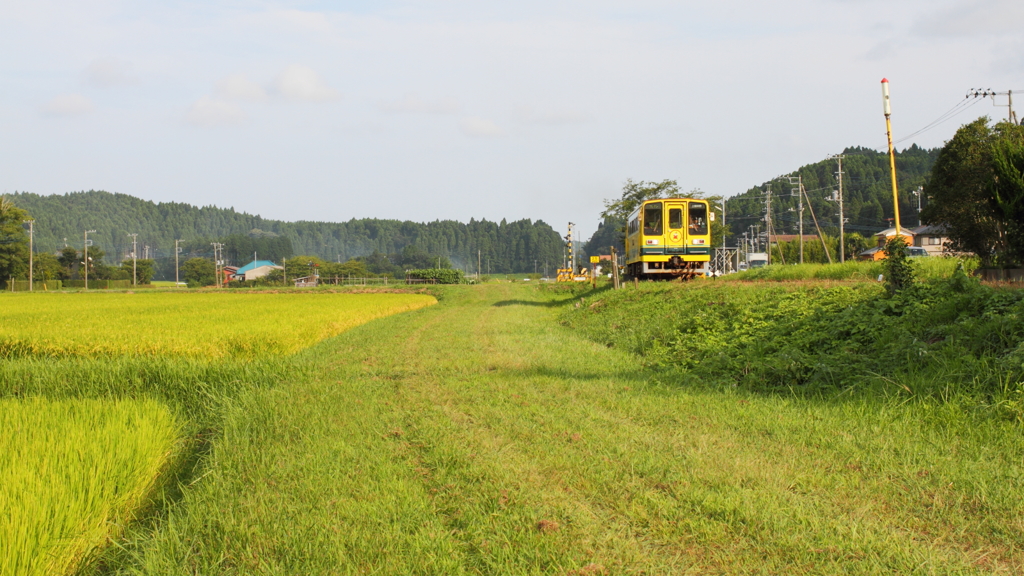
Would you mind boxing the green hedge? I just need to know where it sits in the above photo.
[62,280,133,290]
[405,268,465,284]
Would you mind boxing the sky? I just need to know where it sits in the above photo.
[2,0,1022,241]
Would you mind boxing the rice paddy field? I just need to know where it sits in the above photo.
[1,397,178,576]
[0,291,436,358]
[0,290,437,575]
[2,280,1023,575]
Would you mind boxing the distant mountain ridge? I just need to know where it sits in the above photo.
[7,190,564,274]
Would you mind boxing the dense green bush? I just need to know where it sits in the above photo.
[405,268,466,284]
[562,277,1024,400]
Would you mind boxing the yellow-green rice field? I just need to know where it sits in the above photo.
[0,291,436,358]
[0,397,179,576]
[0,290,438,574]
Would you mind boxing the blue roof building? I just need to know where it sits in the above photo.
[235,260,278,275]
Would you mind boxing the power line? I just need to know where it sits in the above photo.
[894,97,982,144]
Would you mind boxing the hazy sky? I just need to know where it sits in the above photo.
[2,0,1021,240]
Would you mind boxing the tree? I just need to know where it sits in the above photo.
[80,247,107,280]
[285,255,327,280]
[922,117,1024,267]
[120,258,156,284]
[0,197,30,283]
[989,134,1024,266]
[182,257,216,287]
[32,252,63,283]
[57,246,79,279]
[601,179,681,225]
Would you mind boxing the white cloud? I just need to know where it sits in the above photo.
[913,0,1024,37]
[40,93,93,116]
[460,116,504,137]
[380,93,460,114]
[515,106,588,125]
[271,65,339,102]
[84,57,137,87]
[184,96,245,127]
[215,74,267,101]
[277,10,333,33]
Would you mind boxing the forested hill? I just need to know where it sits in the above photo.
[7,190,564,273]
[724,144,940,240]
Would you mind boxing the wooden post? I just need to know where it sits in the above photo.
[610,247,620,289]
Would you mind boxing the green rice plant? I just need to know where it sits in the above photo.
[0,397,179,576]
[0,292,436,359]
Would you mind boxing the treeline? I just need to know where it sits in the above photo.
[5,190,564,277]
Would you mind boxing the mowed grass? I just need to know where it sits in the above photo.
[0,291,436,358]
[120,284,1024,575]
[0,397,178,576]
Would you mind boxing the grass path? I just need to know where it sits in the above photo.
[127,284,1024,575]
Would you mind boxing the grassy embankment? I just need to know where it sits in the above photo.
[725,257,974,282]
[44,281,1021,574]
[0,291,436,576]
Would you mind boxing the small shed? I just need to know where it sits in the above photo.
[294,275,318,288]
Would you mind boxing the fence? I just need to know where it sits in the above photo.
[975,268,1024,282]
[61,280,133,290]
[325,276,392,286]
[4,280,63,292]
[711,248,739,275]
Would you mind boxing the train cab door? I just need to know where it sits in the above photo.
[686,201,710,246]
[665,201,686,252]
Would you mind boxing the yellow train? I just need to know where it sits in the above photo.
[625,198,712,279]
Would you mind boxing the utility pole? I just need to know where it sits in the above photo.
[789,175,804,263]
[478,249,481,279]
[212,242,224,287]
[968,88,1018,125]
[801,185,834,264]
[175,239,182,286]
[763,186,772,265]
[128,234,138,286]
[913,186,923,226]
[881,78,902,235]
[24,220,34,291]
[825,154,847,262]
[84,230,96,290]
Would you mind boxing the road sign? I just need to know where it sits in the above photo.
[589,256,599,263]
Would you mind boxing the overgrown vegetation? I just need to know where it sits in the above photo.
[562,277,1024,403]
[405,267,467,284]
[724,256,970,282]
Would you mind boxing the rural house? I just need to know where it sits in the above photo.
[233,260,283,282]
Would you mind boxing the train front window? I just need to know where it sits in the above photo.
[669,208,683,229]
[688,203,708,235]
[643,203,663,235]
